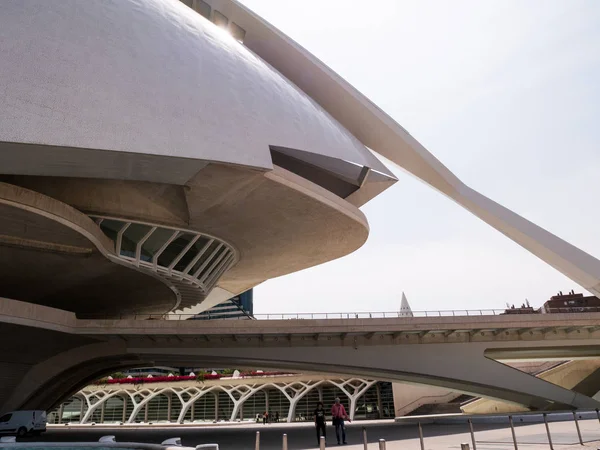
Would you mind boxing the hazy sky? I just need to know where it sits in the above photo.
[238,0,600,314]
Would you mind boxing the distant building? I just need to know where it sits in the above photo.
[188,289,254,320]
[501,290,600,315]
[399,292,413,317]
[541,291,600,313]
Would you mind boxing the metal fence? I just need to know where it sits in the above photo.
[79,306,600,321]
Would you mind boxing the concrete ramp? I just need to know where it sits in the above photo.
[462,359,600,414]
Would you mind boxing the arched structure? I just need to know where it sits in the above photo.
[53,375,378,424]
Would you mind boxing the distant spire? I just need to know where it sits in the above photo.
[400,292,413,317]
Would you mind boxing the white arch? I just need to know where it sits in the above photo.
[228,380,328,423]
[280,380,326,423]
[328,378,376,421]
[125,387,183,423]
[176,386,220,424]
[58,376,378,425]
[80,389,122,423]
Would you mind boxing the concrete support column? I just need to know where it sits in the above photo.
[122,396,127,423]
[287,398,299,423]
[79,398,84,424]
[167,394,172,422]
[58,404,64,424]
[214,392,219,421]
[240,403,244,421]
[265,389,269,414]
[349,396,357,421]
[144,403,148,423]
[376,383,383,419]
[191,401,195,422]
[100,401,105,423]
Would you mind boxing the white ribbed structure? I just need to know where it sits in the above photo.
[55,377,379,424]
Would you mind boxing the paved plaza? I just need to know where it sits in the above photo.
[34,417,600,450]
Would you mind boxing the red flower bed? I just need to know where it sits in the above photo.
[96,371,292,385]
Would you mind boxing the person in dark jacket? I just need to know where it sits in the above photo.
[313,401,327,445]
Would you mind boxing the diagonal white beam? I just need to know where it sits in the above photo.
[226,0,600,297]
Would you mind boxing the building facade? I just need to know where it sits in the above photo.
[188,290,254,320]
[48,373,395,425]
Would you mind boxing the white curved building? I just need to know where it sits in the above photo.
[1,0,598,318]
[1,0,600,415]
[0,0,398,316]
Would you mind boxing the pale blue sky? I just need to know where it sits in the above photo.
[239,0,600,313]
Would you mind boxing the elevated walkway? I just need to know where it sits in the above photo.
[2,298,600,415]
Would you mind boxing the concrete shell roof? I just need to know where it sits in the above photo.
[0,0,392,178]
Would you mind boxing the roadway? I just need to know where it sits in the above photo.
[26,418,600,450]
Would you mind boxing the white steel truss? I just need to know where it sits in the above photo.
[61,377,378,424]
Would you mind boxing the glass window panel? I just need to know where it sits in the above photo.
[140,228,177,262]
[104,397,125,423]
[195,0,211,19]
[60,397,87,424]
[120,223,152,258]
[157,233,194,267]
[189,240,220,276]
[229,22,246,42]
[192,392,216,422]
[264,388,289,422]
[99,219,125,243]
[217,391,234,421]
[213,10,228,28]
[241,390,266,421]
[202,247,230,281]
[295,387,319,422]
[174,236,211,272]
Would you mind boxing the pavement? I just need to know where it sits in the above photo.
[28,418,600,450]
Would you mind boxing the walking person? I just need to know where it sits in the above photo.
[262,411,268,425]
[331,397,350,445]
[313,401,327,446]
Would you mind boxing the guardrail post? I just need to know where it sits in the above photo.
[362,426,368,450]
[378,439,386,450]
[319,436,326,450]
[255,431,260,450]
[468,418,477,450]
[596,408,600,425]
[282,433,288,450]
[418,422,425,450]
[508,416,518,450]
[572,411,583,445]
[543,413,553,450]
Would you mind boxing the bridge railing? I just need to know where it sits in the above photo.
[251,309,508,320]
[80,309,505,320]
[79,307,600,321]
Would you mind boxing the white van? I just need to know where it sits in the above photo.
[0,411,46,436]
